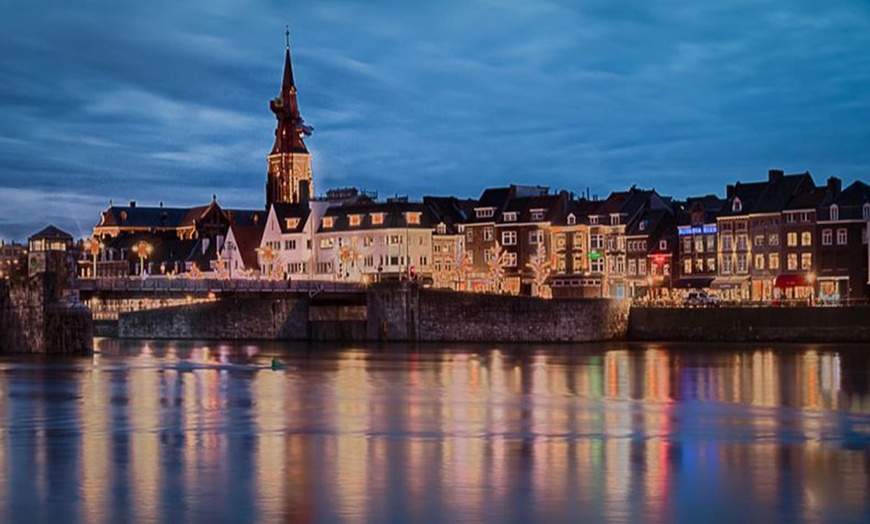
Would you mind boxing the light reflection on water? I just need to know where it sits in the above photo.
[0,340,868,523]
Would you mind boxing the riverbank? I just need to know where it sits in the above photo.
[628,305,870,342]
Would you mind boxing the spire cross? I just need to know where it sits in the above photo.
[285,25,290,49]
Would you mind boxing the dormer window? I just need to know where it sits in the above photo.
[732,198,742,213]
[829,204,839,222]
[610,214,620,226]
[530,209,546,221]
[475,207,495,219]
[503,211,517,222]
[285,218,300,229]
[567,213,576,225]
[322,217,334,229]
[589,216,599,225]
[349,215,362,227]
[371,213,385,225]
[639,221,646,231]
[436,223,447,235]
[405,212,422,225]
[864,203,870,221]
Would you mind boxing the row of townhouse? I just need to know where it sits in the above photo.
[85,172,869,303]
[677,170,870,303]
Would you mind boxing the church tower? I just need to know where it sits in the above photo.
[266,29,313,208]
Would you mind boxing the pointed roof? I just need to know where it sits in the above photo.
[28,225,73,242]
[269,31,310,156]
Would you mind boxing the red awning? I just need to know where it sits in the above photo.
[774,274,813,288]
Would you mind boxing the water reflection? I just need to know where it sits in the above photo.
[0,340,868,523]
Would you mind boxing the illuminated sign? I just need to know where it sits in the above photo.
[587,252,602,260]
[678,225,718,236]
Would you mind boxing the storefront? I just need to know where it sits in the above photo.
[817,276,848,304]
[710,276,749,301]
[773,273,815,302]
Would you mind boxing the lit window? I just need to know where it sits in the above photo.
[405,212,421,225]
[801,253,812,270]
[371,213,385,225]
[769,253,779,270]
[322,217,334,228]
[787,232,797,247]
[349,215,362,227]
[755,254,765,270]
[285,218,300,229]
[320,238,334,249]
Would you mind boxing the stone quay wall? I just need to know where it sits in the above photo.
[118,297,309,340]
[0,275,92,354]
[628,306,870,342]
[116,284,630,343]
[367,284,631,343]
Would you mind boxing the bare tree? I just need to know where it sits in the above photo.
[486,244,509,293]
[526,244,552,298]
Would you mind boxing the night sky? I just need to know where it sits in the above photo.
[1,0,869,239]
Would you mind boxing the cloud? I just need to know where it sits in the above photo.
[0,0,869,239]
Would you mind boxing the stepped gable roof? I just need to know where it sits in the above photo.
[318,200,433,233]
[271,203,310,233]
[228,224,265,270]
[28,225,73,242]
[499,193,564,224]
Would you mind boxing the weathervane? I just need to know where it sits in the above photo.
[285,25,290,49]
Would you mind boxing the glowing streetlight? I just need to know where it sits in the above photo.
[85,237,102,278]
[136,241,152,278]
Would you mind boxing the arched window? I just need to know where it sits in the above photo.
[732,198,742,213]
[567,214,576,225]
[830,204,839,222]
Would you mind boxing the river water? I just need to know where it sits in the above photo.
[1,339,869,523]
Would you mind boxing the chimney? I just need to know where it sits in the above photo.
[768,169,784,182]
[129,200,136,208]
[827,176,842,197]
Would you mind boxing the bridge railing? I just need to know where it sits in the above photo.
[77,277,365,294]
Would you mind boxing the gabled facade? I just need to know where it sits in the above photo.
[676,196,722,290]
[425,196,473,290]
[816,179,870,302]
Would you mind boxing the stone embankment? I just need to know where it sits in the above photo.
[118,283,631,343]
[0,271,92,354]
[628,306,870,342]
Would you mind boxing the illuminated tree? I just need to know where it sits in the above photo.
[486,244,509,293]
[526,244,552,298]
[454,249,473,291]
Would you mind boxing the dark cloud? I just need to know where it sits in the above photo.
[1,0,868,239]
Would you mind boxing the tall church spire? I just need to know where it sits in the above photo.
[266,27,313,208]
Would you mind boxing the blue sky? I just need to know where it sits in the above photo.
[1,0,869,239]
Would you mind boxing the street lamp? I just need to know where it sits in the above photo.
[85,237,102,278]
[136,241,152,278]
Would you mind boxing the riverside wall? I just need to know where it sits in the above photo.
[117,284,631,343]
[0,271,92,354]
[628,306,870,342]
[118,297,309,340]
